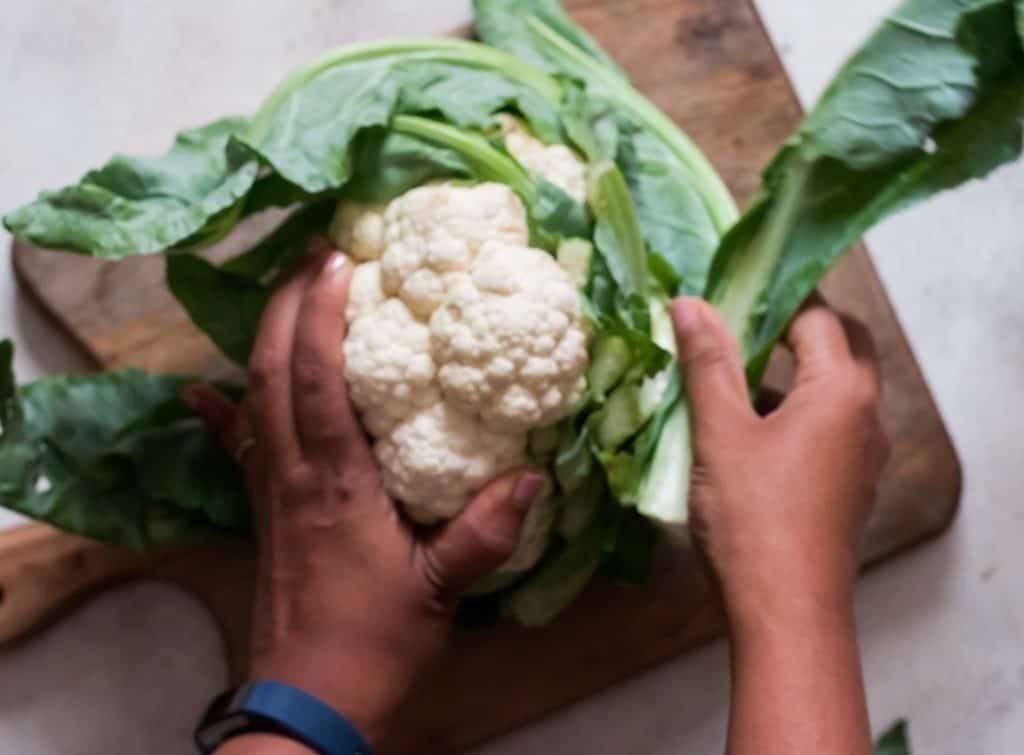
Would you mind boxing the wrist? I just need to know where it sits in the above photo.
[250,642,417,748]
[214,733,314,755]
[719,548,857,638]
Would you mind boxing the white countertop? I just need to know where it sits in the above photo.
[2,2,1023,753]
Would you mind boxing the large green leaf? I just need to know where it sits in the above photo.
[166,201,335,365]
[0,343,246,547]
[708,0,1024,380]
[4,40,564,263]
[239,42,564,195]
[165,256,271,366]
[473,0,627,80]
[3,118,258,259]
[343,130,475,203]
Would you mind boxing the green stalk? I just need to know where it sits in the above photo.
[587,161,648,299]
[391,115,537,201]
[635,399,691,534]
[524,15,739,232]
[709,162,810,354]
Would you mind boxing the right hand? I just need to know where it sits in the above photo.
[669,296,889,629]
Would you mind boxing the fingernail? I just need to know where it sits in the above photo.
[511,472,546,510]
[325,252,347,275]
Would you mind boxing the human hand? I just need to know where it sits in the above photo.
[669,295,889,630]
[183,243,545,749]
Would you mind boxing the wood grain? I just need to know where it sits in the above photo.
[2,0,960,752]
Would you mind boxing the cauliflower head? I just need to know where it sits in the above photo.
[331,120,588,570]
[431,242,587,433]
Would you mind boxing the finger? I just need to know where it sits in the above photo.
[669,297,753,425]
[291,252,364,458]
[785,293,854,385]
[418,470,546,602]
[181,383,240,454]
[839,314,882,397]
[247,258,323,466]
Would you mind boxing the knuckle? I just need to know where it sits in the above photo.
[685,341,728,375]
[465,516,520,561]
[836,367,880,413]
[248,349,288,390]
[278,463,315,497]
[291,348,328,394]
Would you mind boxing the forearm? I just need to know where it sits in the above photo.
[725,583,872,755]
[214,734,313,755]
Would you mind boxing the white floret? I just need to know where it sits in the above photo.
[379,183,529,318]
[343,299,439,437]
[328,202,388,261]
[498,115,587,203]
[430,241,589,433]
[345,260,386,324]
[375,402,526,524]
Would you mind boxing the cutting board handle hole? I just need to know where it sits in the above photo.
[0,585,5,605]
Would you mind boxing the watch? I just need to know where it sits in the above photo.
[194,680,373,755]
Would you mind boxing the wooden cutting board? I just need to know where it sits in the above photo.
[1,0,961,751]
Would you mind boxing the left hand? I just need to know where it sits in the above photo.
[183,243,544,749]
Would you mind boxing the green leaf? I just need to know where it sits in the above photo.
[475,0,738,244]
[242,59,403,193]
[473,0,627,81]
[587,161,649,300]
[875,720,911,755]
[708,0,1024,380]
[242,174,326,215]
[344,129,474,203]
[555,422,593,493]
[530,180,591,246]
[617,125,721,294]
[240,40,565,195]
[165,255,271,366]
[0,350,246,548]
[3,117,258,259]
[601,507,659,584]
[0,340,15,419]
[394,59,563,144]
[222,201,334,279]
[502,507,607,626]
[167,201,334,364]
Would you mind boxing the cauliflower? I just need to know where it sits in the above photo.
[375,402,526,524]
[330,122,588,571]
[431,242,588,433]
[343,298,439,437]
[499,115,586,203]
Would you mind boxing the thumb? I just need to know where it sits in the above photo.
[419,470,547,603]
[669,297,753,425]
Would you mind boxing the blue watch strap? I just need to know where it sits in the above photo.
[194,680,373,755]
